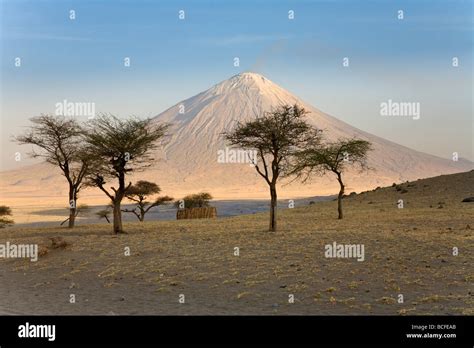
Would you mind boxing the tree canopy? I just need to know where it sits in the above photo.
[225,104,320,231]
[123,180,173,221]
[84,114,169,233]
[292,137,372,219]
[15,114,90,228]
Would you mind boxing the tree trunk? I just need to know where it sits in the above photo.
[336,172,344,220]
[112,169,127,234]
[269,184,277,231]
[139,207,145,222]
[68,186,76,228]
[68,208,76,228]
[113,201,123,234]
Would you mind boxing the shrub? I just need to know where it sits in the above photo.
[175,192,213,209]
[0,205,14,228]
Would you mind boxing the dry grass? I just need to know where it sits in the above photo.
[0,171,472,315]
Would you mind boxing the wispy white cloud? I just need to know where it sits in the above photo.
[197,34,292,46]
[3,33,94,42]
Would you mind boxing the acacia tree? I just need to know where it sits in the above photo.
[225,104,318,232]
[293,138,372,219]
[122,180,173,221]
[0,206,14,228]
[84,114,168,234]
[96,208,111,223]
[15,115,89,228]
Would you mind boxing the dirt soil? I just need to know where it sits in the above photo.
[0,171,472,315]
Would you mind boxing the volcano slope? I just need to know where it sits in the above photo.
[145,71,472,198]
[0,171,472,315]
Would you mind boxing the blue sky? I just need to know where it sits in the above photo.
[1,0,473,169]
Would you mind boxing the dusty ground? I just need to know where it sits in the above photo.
[0,171,472,315]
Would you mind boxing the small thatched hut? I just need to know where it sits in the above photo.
[176,206,217,220]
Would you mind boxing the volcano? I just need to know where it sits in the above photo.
[144,72,471,198]
[1,72,471,208]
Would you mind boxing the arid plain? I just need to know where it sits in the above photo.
[0,171,472,315]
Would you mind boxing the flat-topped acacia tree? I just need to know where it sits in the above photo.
[15,115,89,228]
[225,104,320,232]
[0,206,14,228]
[292,138,372,219]
[122,180,173,222]
[84,114,169,234]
